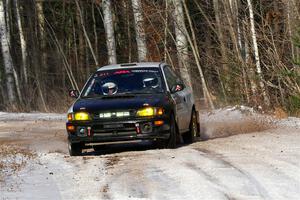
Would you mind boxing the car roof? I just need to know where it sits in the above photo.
[97,62,165,71]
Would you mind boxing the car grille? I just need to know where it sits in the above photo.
[92,110,136,120]
[92,123,136,136]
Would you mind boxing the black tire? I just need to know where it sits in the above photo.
[68,142,82,156]
[183,110,198,144]
[165,114,177,149]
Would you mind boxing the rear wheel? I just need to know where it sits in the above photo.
[68,142,82,156]
[183,110,198,144]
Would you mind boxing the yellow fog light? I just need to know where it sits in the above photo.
[136,107,164,117]
[74,112,90,121]
[137,107,155,117]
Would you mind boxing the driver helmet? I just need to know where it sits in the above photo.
[101,82,118,95]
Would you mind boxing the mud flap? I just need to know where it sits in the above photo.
[196,110,201,137]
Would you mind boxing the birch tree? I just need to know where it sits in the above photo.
[0,0,17,105]
[213,0,228,74]
[36,1,46,70]
[131,0,148,62]
[102,0,117,64]
[247,0,270,106]
[182,0,214,109]
[14,0,27,84]
[172,0,192,88]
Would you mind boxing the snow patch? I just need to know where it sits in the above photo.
[274,117,300,128]
[0,112,65,121]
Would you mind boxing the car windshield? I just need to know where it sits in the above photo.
[82,67,165,97]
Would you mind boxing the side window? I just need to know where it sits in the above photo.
[163,66,182,89]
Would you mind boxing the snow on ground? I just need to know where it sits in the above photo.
[0,112,65,121]
[1,106,300,199]
[275,116,300,128]
[0,145,35,184]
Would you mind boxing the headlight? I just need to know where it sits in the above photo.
[74,112,90,121]
[136,107,164,117]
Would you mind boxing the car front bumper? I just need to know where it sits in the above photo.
[66,117,171,144]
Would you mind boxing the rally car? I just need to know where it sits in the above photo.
[66,62,200,156]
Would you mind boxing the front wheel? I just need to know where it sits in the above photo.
[165,114,177,149]
[68,142,82,156]
[156,114,177,149]
[183,110,198,144]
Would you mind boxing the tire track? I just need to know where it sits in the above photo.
[192,148,271,199]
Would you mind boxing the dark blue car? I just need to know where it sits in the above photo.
[66,62,199,156]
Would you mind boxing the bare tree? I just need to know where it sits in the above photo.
[0,0,17,106]
[247,0,270,106]
[14,0,27,84]
[172,0,192,88]
[132,0,148,62]
[36,1,47,71]
[75,0,99,66]
[102,0,117,64]
[182,0,214,109]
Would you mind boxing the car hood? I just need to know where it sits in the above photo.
[71,93,169,113]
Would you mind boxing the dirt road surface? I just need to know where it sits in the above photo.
[1,108,300,200]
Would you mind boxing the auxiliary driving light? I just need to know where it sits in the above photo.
[67,125,75,132]
[154,120,164,126]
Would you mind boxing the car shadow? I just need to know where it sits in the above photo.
[81,141,158,156]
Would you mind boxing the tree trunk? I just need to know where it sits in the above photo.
[124,0,132,62]
[247,0,270,107]
[0,0,17,106]
[92,3,99,63]
[75,0,99,66]
[172,0,192,88]
[102,0,117,64]
[182,0,214,109]
[286,0,296,61]
[131,0,148,62]
[213,0,229,73]
[212,0,229,102]
[164,0,169,62]
[36,2,47,72]
[14,0,28,84]
[75,5,84,82]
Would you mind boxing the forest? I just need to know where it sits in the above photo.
[0,0,299,115]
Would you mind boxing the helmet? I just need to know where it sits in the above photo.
[101,82,118,95]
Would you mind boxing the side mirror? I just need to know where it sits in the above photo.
[69,90,79,98]
[171,84,184,93]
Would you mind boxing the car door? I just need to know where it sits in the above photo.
[163,66,190,132]
[178,81,194,131]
